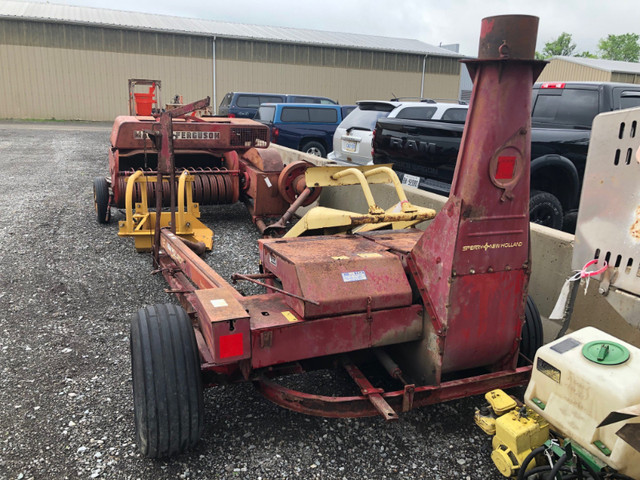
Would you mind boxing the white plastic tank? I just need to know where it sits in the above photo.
[525,326,640,478]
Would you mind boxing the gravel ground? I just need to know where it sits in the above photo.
[0,121,508,480]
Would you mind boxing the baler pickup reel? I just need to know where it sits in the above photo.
[284,165,436,237]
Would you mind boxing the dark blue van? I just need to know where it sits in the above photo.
[218,92,338,119]
[257,103,356,157]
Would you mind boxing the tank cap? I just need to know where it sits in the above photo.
[582,340,630,365]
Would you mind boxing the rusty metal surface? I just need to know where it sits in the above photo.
[254,366,532,419]
[109,115,269,152]
[240,162,290,218]
[241,293,422,369]
[342,359,399,421]
[140,15,544,425]
[407,15,542,374]
[358,230,423,255]
[241,147,283,172]
[277,161,321,205]
[260,235,413,318]
[477,15,539,60]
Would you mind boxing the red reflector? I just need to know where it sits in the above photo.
[495,156,516,180]
[540,82,565,89]
[219,333,243,358]
[273,127,279,140]
[228,113,236,118]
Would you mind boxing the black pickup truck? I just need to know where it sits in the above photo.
[373,82,640,231]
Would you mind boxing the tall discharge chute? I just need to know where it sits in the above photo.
[408,15,547,378]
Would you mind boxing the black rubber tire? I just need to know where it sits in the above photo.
[93,177,111,224]
[300,141,326,158]
[519,295,543,366]
[130,304,203,458]
[529,190,563,230]
[561,210,578,234]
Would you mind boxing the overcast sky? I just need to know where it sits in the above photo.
[30,0,640,56]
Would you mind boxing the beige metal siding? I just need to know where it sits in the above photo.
[611,72,640,84]
[537,58,611,82]
[0,18,461,120]
[0,44,212,121]
[214,59,459,106]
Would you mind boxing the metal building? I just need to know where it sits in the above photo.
[0,1,464,121]
[538,56,640,84]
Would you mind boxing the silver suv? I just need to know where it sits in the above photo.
[327,100,468,166]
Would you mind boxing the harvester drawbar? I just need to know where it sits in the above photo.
[122,15,547,458]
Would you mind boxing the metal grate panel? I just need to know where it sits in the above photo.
[230,127,269,148]
[573,107,640,296]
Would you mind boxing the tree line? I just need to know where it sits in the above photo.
[536,32,640,62]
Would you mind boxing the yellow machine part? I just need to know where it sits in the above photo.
[487,389,518,415]
[286,165,436,237]
[118,170,214,251]
[476,389,550,478]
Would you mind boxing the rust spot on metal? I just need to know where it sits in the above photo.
[631,206,640,240]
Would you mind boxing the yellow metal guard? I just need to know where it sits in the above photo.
[286,165,436,237]
[118,170,213,251]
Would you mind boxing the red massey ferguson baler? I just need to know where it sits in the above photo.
[128,15,547,458]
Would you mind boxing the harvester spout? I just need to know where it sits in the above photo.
[407,15,547,376]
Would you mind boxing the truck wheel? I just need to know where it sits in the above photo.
[529,190,563,230]
[562,210,578,234]
[301,141,326,158]
[93,177,111,224]
[519,296,543,366]
[130,304,203,458]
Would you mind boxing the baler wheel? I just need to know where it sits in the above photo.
[519,295,543,366]
[130,304,203,458]
[93,177,111,224]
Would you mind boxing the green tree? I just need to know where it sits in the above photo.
[575,51,598,59]
[598,33,640,62]
[537,32,576,59]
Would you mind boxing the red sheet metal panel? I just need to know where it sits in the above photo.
[192,288,251,365]
[241,162,290,217]
[110,115,269,151]
[406,15,543,375]
[242,294,422,368]
[259,235,412,319]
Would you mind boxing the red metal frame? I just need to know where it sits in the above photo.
[146,14,545,421]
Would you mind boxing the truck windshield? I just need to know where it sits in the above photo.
[340,105,393,131]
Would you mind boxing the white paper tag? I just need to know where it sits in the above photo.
[264,177,272,188]
[549,279,571,320]
[341,271,367,282]
[211,299,228,308]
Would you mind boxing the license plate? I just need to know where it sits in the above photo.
[344,140,357,153]
[402,174,421,189]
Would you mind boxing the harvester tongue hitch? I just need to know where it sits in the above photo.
[125,14,548,459]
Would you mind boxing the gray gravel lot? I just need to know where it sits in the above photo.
[0,121,507,479]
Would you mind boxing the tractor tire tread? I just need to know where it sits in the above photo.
[130,304,203,458]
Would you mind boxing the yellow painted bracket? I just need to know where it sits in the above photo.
[118,170,213,251]
[286,165,436,237]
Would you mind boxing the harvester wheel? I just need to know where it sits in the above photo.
[519,295,543,366]
[93,177,111,224]
[130,304,203,458]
